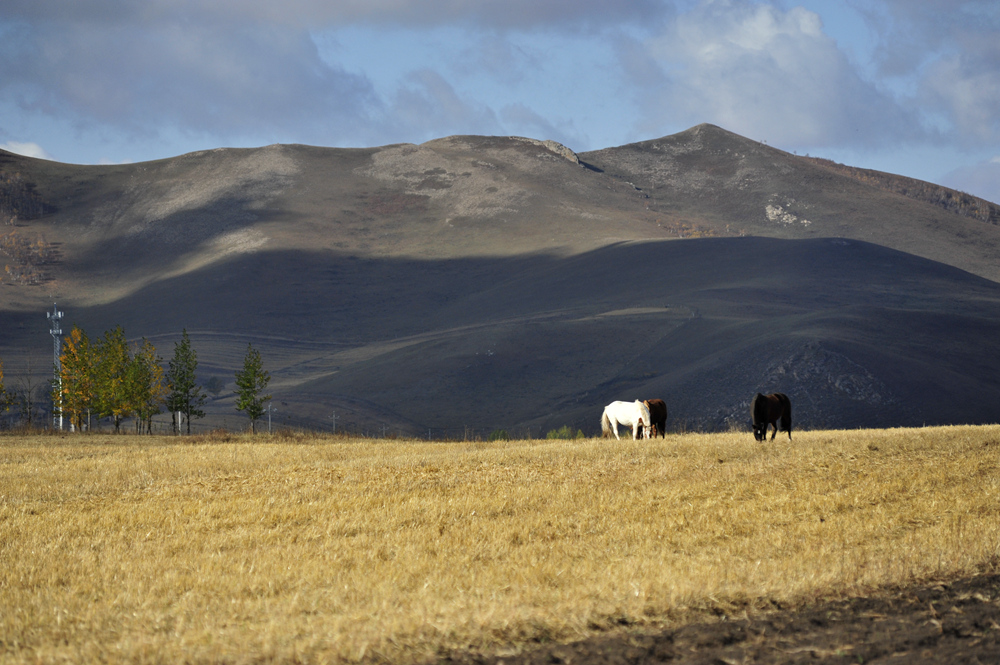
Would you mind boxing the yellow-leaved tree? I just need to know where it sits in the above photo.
[59,325,97,432]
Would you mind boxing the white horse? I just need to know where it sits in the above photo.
[600,400,651,440]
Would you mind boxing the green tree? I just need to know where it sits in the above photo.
[128,338,167,434]
[234,343,271,434]
[94,325,132,432]
[166,329,206,435]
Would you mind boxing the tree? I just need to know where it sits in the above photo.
[59,325,97,432]
[59,326,167,434]
[127,338,167,434]
[166,329,206,434]
[234,343,271,434]
[11,378,44,428]
[10,352,43,428]
[94,325,132,432]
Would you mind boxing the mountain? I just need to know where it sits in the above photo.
[2,124,999,435]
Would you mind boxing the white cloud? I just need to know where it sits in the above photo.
[919,50,1000,145]
[0,18,381,145]
[626,0,920,150]
[1,141,53,160]
[858,0,1000,144]
[385,69,502,141]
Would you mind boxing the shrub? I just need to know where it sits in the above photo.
[546,425,585,440]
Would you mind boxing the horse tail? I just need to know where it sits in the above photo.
[601,409,613,438]
[780,394,792,438]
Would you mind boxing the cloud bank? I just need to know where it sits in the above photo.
[0,141,52,160]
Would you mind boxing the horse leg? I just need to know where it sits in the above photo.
[770,420,777,441]
[613,418,622,440]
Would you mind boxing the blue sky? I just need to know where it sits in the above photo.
[2,0,999,203]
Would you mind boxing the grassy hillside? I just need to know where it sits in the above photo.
[2,125,1000,434]
[2,427,998,663]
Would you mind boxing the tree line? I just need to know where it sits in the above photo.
[0,328,272,434]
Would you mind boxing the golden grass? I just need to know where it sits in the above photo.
[2,426,999,663]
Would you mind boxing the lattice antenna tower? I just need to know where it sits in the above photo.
[47,304,64,430]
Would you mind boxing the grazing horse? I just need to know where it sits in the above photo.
[601,400,651,440]
[751,392,792,441]
[642,399,668,438]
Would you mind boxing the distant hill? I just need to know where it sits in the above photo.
[2,124,999,435]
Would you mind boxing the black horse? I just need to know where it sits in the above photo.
[643,399,668,438]
[751,393,792,441]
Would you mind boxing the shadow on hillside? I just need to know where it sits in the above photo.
[5,237,1000,435]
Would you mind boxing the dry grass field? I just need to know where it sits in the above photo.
[2,426,999,664]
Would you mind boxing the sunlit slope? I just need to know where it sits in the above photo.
[0,136,660,306]
[4,123,1000,309]
[581,124,1000,282]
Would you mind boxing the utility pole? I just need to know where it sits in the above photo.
[46,304,64,431]
[330,411,336,434]
[266,402,276,434]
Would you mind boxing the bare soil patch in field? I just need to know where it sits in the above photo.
[443,573,1000,664]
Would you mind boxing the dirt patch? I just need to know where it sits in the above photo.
[442,573,1000,664]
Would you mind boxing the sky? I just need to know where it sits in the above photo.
[1,0,999,203]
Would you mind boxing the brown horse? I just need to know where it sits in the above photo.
[643,399,668,438]
[751,392,791,441]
